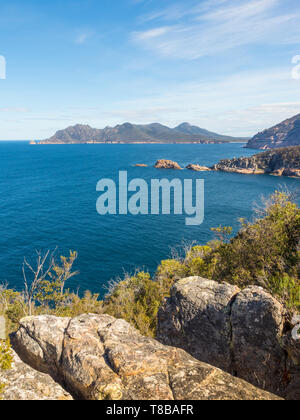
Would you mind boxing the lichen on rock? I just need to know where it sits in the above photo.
[11,314,281,400]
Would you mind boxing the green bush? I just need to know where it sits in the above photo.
[102,272,166,337]
[184,192,300,310]
[156,259,188,291]
[0,340,13,398]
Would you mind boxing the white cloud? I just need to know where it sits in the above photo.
[85,67,300,136]
[75,32,92,45]
[135,26,171,40]
[133,0,300,59]
[4,66,298,138]
[0,107,28,112]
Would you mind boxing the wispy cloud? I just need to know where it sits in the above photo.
[133,0,300,59]
[86,66,299,136]
[3,65,298,138]
[0,107,28,112]
[74,31,92,45]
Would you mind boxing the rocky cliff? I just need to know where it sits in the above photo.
[157,277,300,400]
[212,146,300,177]
[247,113,300,149]
[10,314,280,400]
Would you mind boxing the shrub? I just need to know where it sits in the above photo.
[102,272,166,337]
[0,340,13,398]
[156,259,188,291]
[52,291,103,318]
[186,192,300,310]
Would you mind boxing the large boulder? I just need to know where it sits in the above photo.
[0,350,72,400]
[157,277,300,400]
[11,314,280,400]
[230,286,286,395]
[282,329,300,400]
[157,277,240,372]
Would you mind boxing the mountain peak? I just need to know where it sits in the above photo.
[247,113,300,149]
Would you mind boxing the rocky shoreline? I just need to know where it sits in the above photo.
[212,146,300,178]
[147,146,300,178]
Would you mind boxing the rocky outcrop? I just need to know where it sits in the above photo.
[157,278,240,371]
[157,277,300,399]
[0,350,72,400]
[154,160,182,170]
[10,314,280,400]
[212,146,300,178]
[186,164,211,172]
[247,113,300,149]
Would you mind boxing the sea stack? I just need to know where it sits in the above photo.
[154,160,182,170]
[186,164,211,172]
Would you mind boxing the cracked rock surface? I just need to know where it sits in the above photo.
[157,277,300,400]
[11,314,280,400]
[0,350,72,400]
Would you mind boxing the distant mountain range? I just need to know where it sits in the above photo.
[37,122,248,144]
[246,113,300,149]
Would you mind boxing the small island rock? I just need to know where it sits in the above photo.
[186,164,211,172]
[154,160,182,170]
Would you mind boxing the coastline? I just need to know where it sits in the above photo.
[30,140,247,145]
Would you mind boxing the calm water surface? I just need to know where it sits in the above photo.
[0,141,299,296]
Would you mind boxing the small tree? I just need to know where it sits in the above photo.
[36,251,79,308]
[211,226,233,244]
[22,249,56,316]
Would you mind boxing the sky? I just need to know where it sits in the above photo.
[0,0,300,139]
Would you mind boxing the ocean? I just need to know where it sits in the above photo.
[0,141,299,296]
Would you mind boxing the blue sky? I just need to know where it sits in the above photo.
[0,0,300,139]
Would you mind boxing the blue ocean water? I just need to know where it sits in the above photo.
[0,141,299,297]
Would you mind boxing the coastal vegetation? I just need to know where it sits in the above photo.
[0,191,299,341]
[0,340,13,397]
